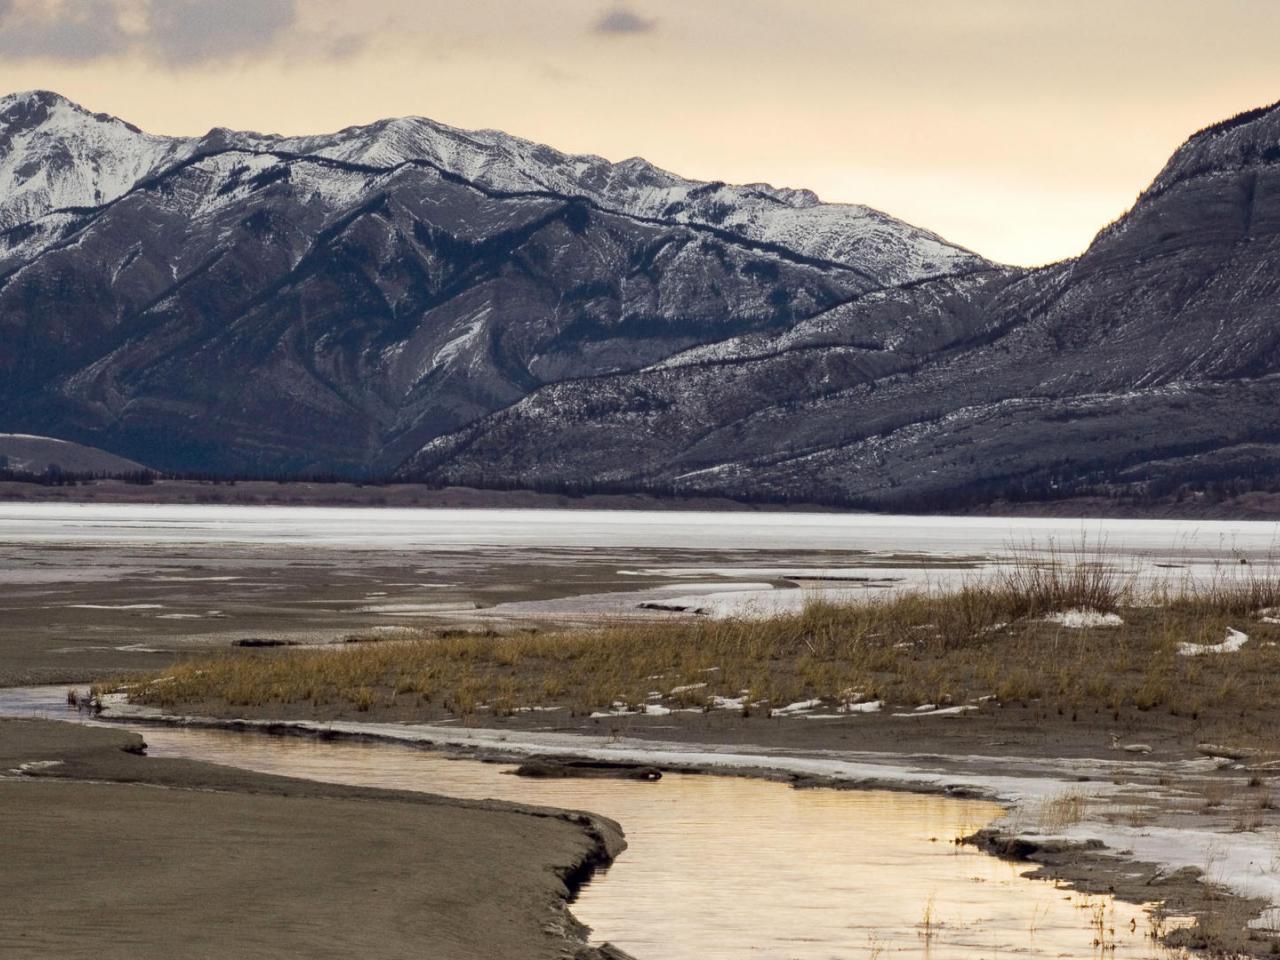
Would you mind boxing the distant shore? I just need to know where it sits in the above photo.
[0,478,816,512]
[3,476,1280,519]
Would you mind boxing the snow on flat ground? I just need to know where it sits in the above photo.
[1044,610,1125,628]
[1179,627,1251,656]
[6,504,1280,620]
[3,503,1280,553]
[100,695,1145,800]
[636,586,890,618]
[1055,820,1280,929]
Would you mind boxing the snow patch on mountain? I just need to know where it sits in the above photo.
[430,306,492,374]
[0,91,189,229]
[0,90,986,286]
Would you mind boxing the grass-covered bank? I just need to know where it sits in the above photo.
[120,559,1280,752]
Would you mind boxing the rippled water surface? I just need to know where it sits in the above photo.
[1,688,1186,960]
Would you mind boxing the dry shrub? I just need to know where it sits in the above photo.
[1163,561,1280,616]
[995,539,1132,616]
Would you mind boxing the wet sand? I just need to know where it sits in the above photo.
[0,540,692,684]
[99,696,1279,955]
[0,719,625,960]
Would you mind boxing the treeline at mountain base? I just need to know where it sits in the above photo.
[7,460,1280,518]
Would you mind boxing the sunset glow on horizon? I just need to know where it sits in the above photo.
[0,0,1277,266]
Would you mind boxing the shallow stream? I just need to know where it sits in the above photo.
[1,687,1185,959]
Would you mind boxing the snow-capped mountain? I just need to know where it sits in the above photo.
[0,91,992,476]
[4,90,1278,508]
[0,91,189,229]
[402,100,1280,507]
[289,117,981,284]
[0,90,983,284]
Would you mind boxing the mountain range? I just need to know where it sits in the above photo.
[1,90,1277,507]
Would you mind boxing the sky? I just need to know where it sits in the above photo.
[0,0,1277,266]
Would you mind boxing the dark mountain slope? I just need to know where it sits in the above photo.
[0,149,883,472]
[403,101,1280,506]
[0,92,987,475]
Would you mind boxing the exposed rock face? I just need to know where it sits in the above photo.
[0,91,984,475]
[403,102,1280,506]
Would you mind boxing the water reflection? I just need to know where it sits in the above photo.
[2,688,1185,960]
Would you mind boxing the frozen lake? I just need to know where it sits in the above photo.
[4,503,1280,671]
[2,502,1279,555]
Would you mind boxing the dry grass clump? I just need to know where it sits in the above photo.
[124,583,1009,716]
[1156,561,1280,616]
[120,554,1280,733]
[995,540,1132,617]
[1038,789,1089,832]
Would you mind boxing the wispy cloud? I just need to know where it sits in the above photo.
[0,0,128,61]
[146,0,298,64]
[0,0,304,65]
[592,6,656,36]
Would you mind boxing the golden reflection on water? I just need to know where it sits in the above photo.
[128,728,1183,960]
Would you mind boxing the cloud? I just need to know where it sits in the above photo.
[0,0,128,61]
[592,6,656,35]
[146,0,297,64]
[0,0,300,64]
[323,32,366,62]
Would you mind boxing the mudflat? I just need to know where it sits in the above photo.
[0,719,624,960]
[0,539,717,685]
[10,502,1280,955]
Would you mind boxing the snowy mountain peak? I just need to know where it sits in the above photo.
[268,112,985,279]
[0,90,187,229]
[0,89,148,138]
[1,89,78,117]
[0,90,987,282]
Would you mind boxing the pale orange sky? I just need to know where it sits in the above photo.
[0,0,1277,266]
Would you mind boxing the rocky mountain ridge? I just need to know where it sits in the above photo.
[0,91,989,475]
[0,90,982,283]
[3,90,1278,508]
[403,100,1280,507]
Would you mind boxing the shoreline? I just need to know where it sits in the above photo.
[9,504,1280,956]
[86,694,1280,956]
[0,714,630,960]
[5,477,1280,519]
[0,479,835,513]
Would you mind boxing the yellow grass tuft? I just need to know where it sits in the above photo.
[113,553,1280,736]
